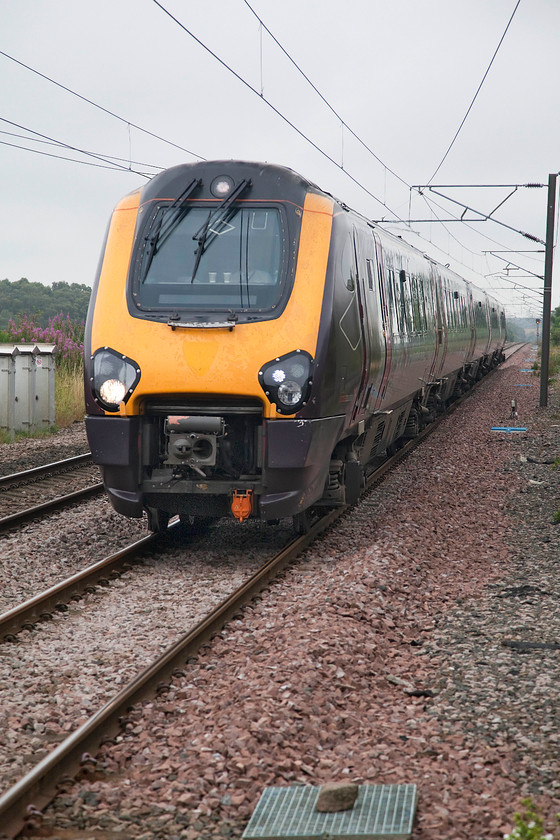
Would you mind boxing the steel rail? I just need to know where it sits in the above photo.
[0,513,338,837]
[0,452,102,533]
[0,453,92,487]
[0,347,523,836]
[0,532,159,640]
[0,483,104,533]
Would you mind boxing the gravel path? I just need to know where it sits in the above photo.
[3,351,560,840]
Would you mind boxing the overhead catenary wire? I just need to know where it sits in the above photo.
[0,49,205,163]
[0,128,164,173]
[151,0,406,222]
[0,116,154,179]
[426,0,522,184]
[417,188,544,261]
[416,191,547,305]
[0,26,505,292]
[416,185,545,244]
[241,0,543,302]
[241,0,410,190]
[151,0,517,297]
[392,190,544,310]
[0,138,155,176]
[0,9,539,315]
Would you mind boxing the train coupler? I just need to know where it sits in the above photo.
[231,489,254,522]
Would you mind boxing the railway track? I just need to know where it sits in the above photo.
[0,532,158,641]
[0,346,525,837]
[0,453,103,532]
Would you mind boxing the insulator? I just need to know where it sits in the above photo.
[522,232,542,242]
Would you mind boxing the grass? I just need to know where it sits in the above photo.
[549,346,560,384]
[504,797,558,839]
[55,361,86,428]
[529,347,560,389]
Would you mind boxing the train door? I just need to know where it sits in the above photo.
[352,229,386,419]
[435,275,451,376]
[467,292,477,360]
[373,231,392,411]
[349,229,370,421]
[428,265,446,379]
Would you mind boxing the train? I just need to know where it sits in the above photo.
[83,160,506,532]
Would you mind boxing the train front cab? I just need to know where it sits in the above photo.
[84,162,352,530]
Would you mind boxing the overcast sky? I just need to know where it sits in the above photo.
[1,0,558,319]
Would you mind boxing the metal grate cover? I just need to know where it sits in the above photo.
[242,784,418,840]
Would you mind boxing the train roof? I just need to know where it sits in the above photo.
[136,160,504,314]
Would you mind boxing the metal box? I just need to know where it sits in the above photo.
[0,344,56,435]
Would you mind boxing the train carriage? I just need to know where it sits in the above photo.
[84,161,505,531]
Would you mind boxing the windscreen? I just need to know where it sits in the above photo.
[136,205,284,312]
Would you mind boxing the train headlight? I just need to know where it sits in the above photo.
[258,350,313,415]
[99,378,127,406]
[91,348,141,412]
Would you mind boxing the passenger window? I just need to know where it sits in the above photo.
[366,259,375,292]
[411,275,427,333]
[399,270,412,333]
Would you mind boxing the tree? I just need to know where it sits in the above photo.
[0,278,91,330]
[550,305,560,346]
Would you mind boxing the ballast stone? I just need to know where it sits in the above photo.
[315,781,359,812]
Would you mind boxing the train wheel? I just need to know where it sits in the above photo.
[146,507,170,533]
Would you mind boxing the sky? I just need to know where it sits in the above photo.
[1,0,559,320]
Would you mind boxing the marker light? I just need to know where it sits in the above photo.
[258,350,313,415]
[210,175,234,197]
[91,348,141,412]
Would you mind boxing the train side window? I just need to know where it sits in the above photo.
[422,276,434,330]
[388,268,402,333]
[394,271,403,333]
[366,259,375,291]
[445,288,453,330]
[386,268,399,334]
[452,289,459,328]
[418,283,424,332]
[411,275,419,332]
[450,291,456,328]
[420,277,430,332]
[411,274,427,332]
[441,286,449,330]
[399,270,412,334]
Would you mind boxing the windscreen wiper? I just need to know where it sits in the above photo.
[141,177,201,281]
[190,178,251,283]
